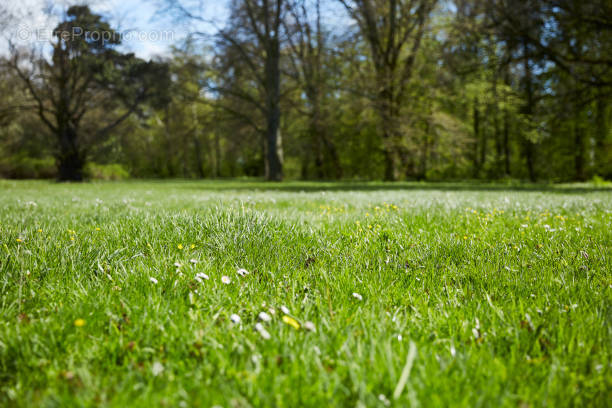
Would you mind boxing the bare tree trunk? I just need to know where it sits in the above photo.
[57,125,84,181]
[472,97,480,178]
[264,39,283,181]
[503,107,511,176]
[574,115,585,181]
[522,41,536,182]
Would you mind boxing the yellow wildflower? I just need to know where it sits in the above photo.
[282,315,300,330]
[74,319,86,327]
[177,244,183,250]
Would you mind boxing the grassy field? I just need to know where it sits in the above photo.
[1,180,610,407]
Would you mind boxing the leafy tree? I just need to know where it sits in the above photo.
[7,6,169,181]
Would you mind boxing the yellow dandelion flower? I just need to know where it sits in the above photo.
[282,315,300,330]
[70,236,75,241]
[95,227,101,231]
[16,238,22,242]
[463,235,468,240]
[177,244,183,250]
[37,229,42,233]
[190,244,195,249]
[74,318,86,327]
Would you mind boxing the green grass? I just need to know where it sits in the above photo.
[1,180,610,407]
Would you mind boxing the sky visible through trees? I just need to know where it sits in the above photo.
[0,0,610,181]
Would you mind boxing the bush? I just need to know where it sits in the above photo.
[85,163,130,180]
[0,155,57,179]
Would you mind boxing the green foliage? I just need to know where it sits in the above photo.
[84,163,130,180]
[0,155,56,179]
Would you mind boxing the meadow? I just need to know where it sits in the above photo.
[0,180,610,407]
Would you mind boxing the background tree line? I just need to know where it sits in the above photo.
[0,0,610,181]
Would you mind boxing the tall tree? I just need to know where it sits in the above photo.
[339,0,437,180]
[7,6,169,181]
[212,0,287,181]
[285,0,342,179]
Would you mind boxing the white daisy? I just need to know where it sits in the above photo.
[149,277,158,284]
[255,323,271,340]
[258,312,272,322]
[280,305,290,315]
[195,272,209,282]
[230,314,241,324]
[352,292,363,301]
[237,268,250,277]
[303,321,316,332]
[221,276,231,284]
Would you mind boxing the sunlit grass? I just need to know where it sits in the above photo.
[1,180,610,406]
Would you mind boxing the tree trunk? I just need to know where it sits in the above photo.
[57,126,84,181]
[503,108,511,177]
[264,39,283,181]
[472,97,480,178]
[522,41,536,182]
[574,117,585,181]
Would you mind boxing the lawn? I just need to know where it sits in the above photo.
[0,180,610,407]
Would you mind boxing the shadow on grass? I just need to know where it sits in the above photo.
[150,179,612,194]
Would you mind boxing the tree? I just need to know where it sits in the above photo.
[339,0,437,180]
[7,6,169,181]
[210,0,287,181]
[285,0,342,179]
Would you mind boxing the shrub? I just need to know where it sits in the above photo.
[85,163,130,180]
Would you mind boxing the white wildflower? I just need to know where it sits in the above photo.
[303,321,316,332]
[195,272,209,282]
[237,268,250,277]
[255,323,271,340]
[151,361,164,376]
[230,314,241,324]
[280,305,290,315]
[221,276,231,284]
[352,292,363,301]
[149,277,158,284]
[258,312,272,322]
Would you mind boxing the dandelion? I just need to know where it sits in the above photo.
[177,244,184,249]
[282,315,300,330]
[303,321,316,332]
[463,235,468,240]
[237,268,250,277]
[255,323,271,340]
[190,244,195,249]
[95,227,100,231]
[70,236,75,241]
[352,292,363,301]
[280,305,290,315]
[258,312,272,322]
[149,277,158,284]
[16,238,22,242]
[221,276,231,284]
[37,229,42,233]
[74,318,86,327]
[230,314,241,324]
